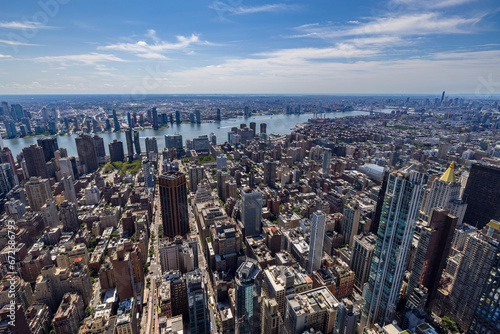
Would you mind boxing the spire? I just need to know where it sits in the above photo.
[439,162,457,183]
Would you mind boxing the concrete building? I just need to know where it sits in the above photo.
[109,140,125,162]
[25,177,53,211]
[284,287,339,334]
[75,133,98,173]
[351,233,376,292]
[307,211,326,274]
[60,200,79,233]
[52,292,84,334]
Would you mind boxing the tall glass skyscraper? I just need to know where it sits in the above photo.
[361,169,426,328]
[307,210,326,274]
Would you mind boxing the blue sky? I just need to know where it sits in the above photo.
[0,0,499,94]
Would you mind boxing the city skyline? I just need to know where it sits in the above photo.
[0,0,499,94]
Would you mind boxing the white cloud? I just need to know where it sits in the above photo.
[35,53,127,66]
[228,4,296,15]
[294,12,484,39]
[391,0,476,9]
[98,33,209,59]
[0,21,53,29]
[0,39,41,46]
[0,54,12,59]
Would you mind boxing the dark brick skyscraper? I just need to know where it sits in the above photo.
[22,144,48,178]
[463,164,500,229]
[159,171,189,239]
[75,134,98,173]
[37,137,59,162]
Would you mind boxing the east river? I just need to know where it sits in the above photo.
[3,110,390,157]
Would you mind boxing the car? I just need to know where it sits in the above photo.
[149,271,153,275]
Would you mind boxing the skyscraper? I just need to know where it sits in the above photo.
[25,177,53,211]
[362,170,426,327]
[195,109,201,124]
[60,200,79,232]
[216,108,221,121]
[187,269,209,334]
[75,134,98,173]
[62,175,77,204]
[462,163,500,229]
[351,233,376,292]
[133,130,141,155]
[322,148,332,175]
[341,200,360,247]
[127,112,132,129]
[307,211,326,273]
[159,171,189,239]
[109,140,125,162]
[175,110,181,124]
[145,137,158,155]
[0,163,15,195]
[263,160,276,188]
[125,129,134,160]
[112,109,120,132]
[422,162,466,225]
[93,135,106,163]
[235,259,261,333]
[152,107,158,130]
[241,188,263,237]
[406,208,457,311]
[22,144,49,179]
[37,138,59,162]
[468,237,500,333]
[188,165,204,193]
[442,229,498,329]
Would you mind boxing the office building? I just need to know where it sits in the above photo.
[261,297,281,334]
[62,175,77,204]
[307,211,326,274]
[113,109,120,131]
[133,130,141,155]
[284,287,339,334]
[193,135,210,155]
[188,165,204,193]
[152,107,158,130]
[75,134,98,173]
[23,144,49,179]
[125,129,134,159]
[4,120,17,138]
[468,238,500,333]
[463,163,500,229]
[235,260,261,333]
[351,233,376,292]
[241,188,263,237]
[341,200,361,247]
[93,135,106,163]
[159,171,189,239]
[422,162,466,225]
[175,110,181,124]
[41,199,59,228]
[187,269,209,334]
[216,108,221,121]
[216,154,227,170]
[443,230,498,329]
[109,140,125,162]
[336,298,360,334]
[322,148,332,175]
[145,137,158,155]
[25,177,53,211]
[165,134,183,149]
[362,170,426,327]
[112,247,135,301]
[37,138,59,162]
[264,160,277,187]
[60,200,79,233]
[158,237,198,274]
[406,208,457,311]
[0,163,15,195]
[195,109,201,124]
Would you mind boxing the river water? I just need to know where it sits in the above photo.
[4,110,385,157]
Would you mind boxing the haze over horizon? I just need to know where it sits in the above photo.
[1,0,499,95]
